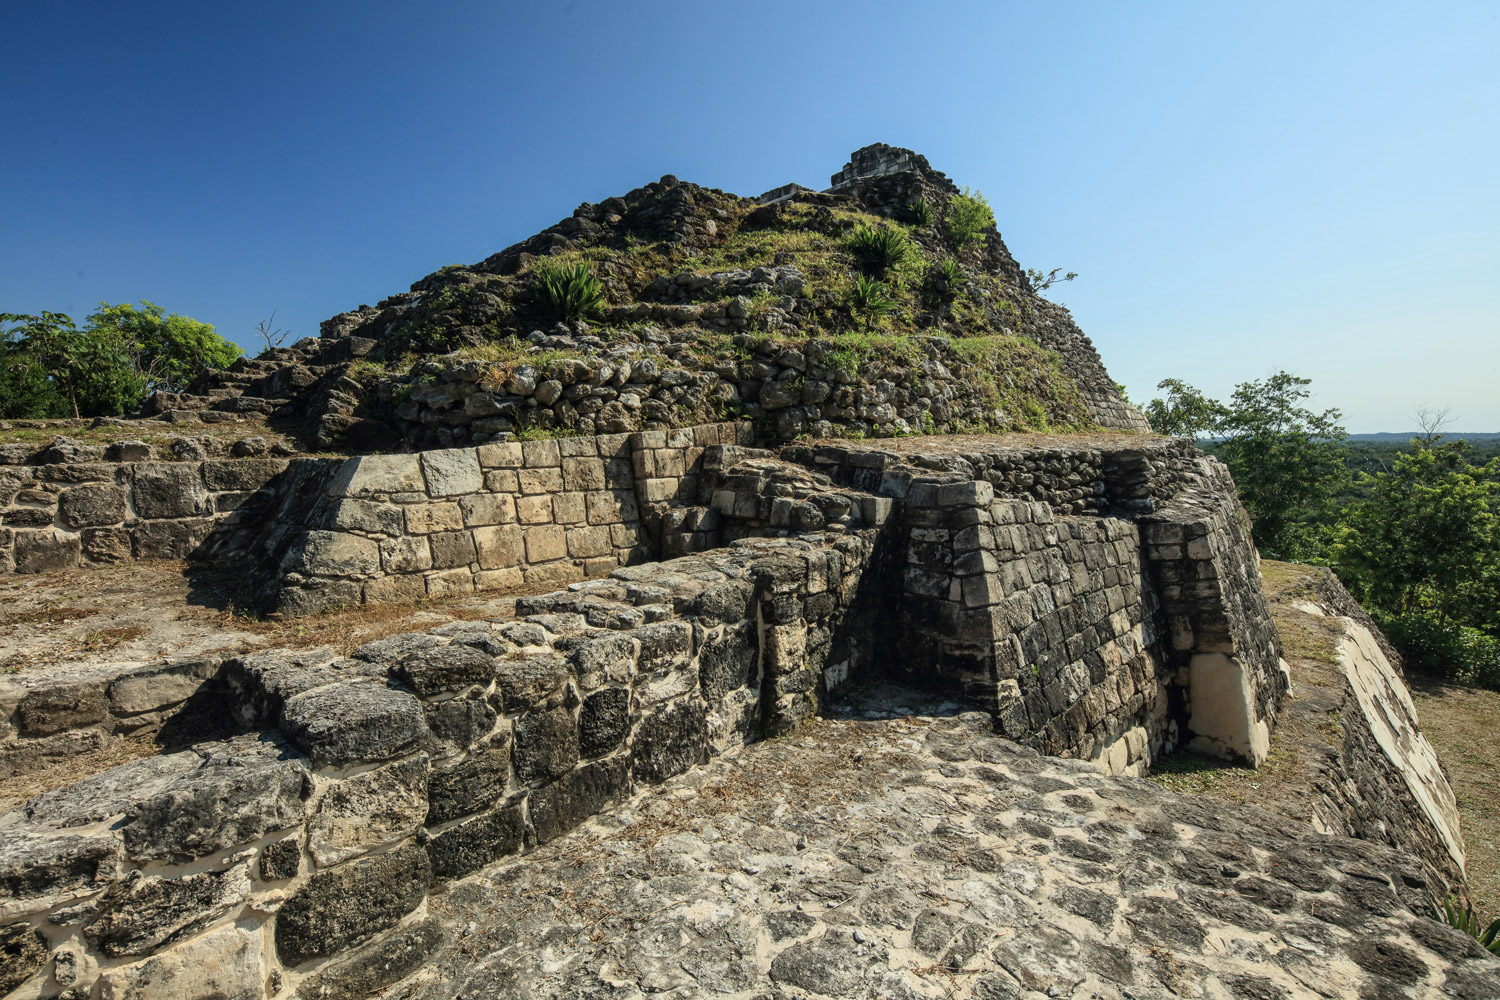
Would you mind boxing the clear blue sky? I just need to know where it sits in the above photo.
[3,1,1495,431]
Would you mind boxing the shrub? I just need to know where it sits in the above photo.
[906,200,934,227]
[849,275,896,329]
[945,187,996,248]
[1375,610,1500,690]
[847,225,910,275]
[534,260,605,321]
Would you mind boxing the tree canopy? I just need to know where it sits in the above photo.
[0,301,239,418]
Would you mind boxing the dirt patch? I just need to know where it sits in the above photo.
[1411,677,1500,919]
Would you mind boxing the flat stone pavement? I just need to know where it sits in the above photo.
[382,709,1500,1000]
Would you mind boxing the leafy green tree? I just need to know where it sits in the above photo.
[86,300,239,393]
[1144,378,1229,437]
[1215,371,1350,560]
[0,301,237,418]
[1332,441,1500,623]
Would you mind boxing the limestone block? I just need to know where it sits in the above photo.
[288,917,446,1000]
[567,524,613,559]
[513,706,580,783]
[14,529,81,572]
[428,744,512,823]
[308,755,430,866]
[515,494,554,525]
[1186,652,1268,767]
[275,844,432,966]
[699,622,757,702]
[525,561,585,586]
[131,518,212,560]
[524,524,567,563]
[394,644,494,696]
[425,800,526,879]
[131,463,207,518]
[519,467,564,494]
[0,828,121,920]
[0,923,47,995]
[365,574,428,604]
[280,680,429,768]
[579,688,630,758]
[587,489,637,525]
[483,469,519,491]
[404,502,463,534]
[107,658,218,717]
[475,566,525,591]
[531,757,629,844]
[328,453,425,498]
[15,682,110,736]
[521,438,561,467]
[120,745,309,862]
[81,525,131,562]
[475,524,524,569]
[260,838,301,880]
[429,529,477,570]
[477,441,523,468]
[631,699,708,785]
[553,491,587,524]
[288,530,382,578]
[562,457,607,491]
[639,478,680,503]
[380,535,433,574]
[461,492,515,526]
[83,864,251,957]
[425,690,498,752]
[559,435,600,457]
[58,483,127,528]
[421,448,483,496]
[201,457,288,491]
[96,926,263,1000]
[425,568,475,597]
[330,498,405,535]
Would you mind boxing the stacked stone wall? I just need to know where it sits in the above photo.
[0,457,290,575]
[0,534,875,998]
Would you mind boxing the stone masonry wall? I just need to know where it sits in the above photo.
[271,422,755,615]
[0,533,876,999]
[0,457,290,576]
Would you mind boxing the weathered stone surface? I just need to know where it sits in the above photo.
[425,800,526,879]
[292,917,446,1000]
[280,680,428,767]
[495,654,571,712]
[699,621,757,702]
[630,699,707,785]
[96,925,263,1000]
[393,644,494,696]
[427,743,512,824]
[22,752,200,827]
[201,457,288,491]
[308,755,429,866]
[421,448,484,496]
[0,923,48,994]
[0,728,117,781]
[58,483,128,528]
[579,687,630,758]
[15,682,110,736]
[327,453,424,498]
[530,757,629,844]
[287,529,382,577]
[84,864,251,957]
[424,691,498,752]
[260,838,301,881]
[381,708,1500,1000]
[121,739,309,862]
[276,843,432,967]
[0,828,120,918]
[106,658,218,716]
[12,529,80,572]
[513,706,579,783]
[132,463,207,518]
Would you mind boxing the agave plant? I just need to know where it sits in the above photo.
[534,259,605,322]
[1437,897,1500,955]
[906,199,934,228]
[847,225,910,275]
[849,275,896,329]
